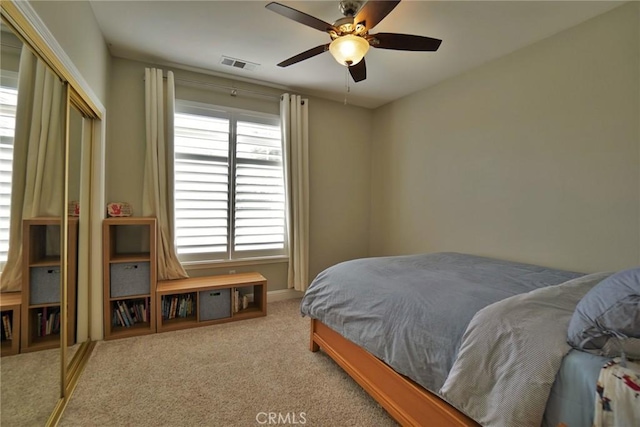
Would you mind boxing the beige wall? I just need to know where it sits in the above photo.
[29,0,110,105]
[370,2,640,273]
[308,97,372,278]
[107,57,373,289]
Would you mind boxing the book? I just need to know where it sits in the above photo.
[2,315,11,340]
[186,294,193,317]
[170,296,177,319]
[233,288,240,313]
[139,302,144,321]
[178,297,185,318]
[115,302,125,327]
[49,312,55,335]
[117,301,131,327]
[129,304,138,324]
[42,307,47,336]
[113,308,123,327]
[37,312,42,337]
[53,311,60,334]
[123,301,135,326]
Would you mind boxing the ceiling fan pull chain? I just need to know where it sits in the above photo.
[344,67,350,105]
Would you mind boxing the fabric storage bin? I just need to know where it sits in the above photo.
[199,288,231,321]
[110,262,150,298]
[30,267,61,304]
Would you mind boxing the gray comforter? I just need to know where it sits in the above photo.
[441,272,610,427]
[300,252,583,393]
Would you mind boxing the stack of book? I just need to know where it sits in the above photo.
[35,307,61,337]
[112,298,149,327]
[161,293,195,320]
[232,288,250,314]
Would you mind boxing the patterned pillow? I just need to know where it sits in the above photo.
[567,267,640,358]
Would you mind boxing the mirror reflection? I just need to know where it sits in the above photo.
[0,17,64,425]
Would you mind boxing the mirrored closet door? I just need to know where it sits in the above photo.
[0,17,66,425]
[64,92,96,391]
[1,2,101,424]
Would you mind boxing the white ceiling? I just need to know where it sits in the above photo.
[88,0,624,109]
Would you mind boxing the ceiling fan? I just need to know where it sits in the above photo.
[265,0,442,83]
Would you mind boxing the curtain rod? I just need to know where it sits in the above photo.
[172,76,281,101]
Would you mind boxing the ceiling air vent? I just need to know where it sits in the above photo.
[220,56,259,72]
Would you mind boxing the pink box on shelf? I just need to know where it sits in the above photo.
[107,202,132,217]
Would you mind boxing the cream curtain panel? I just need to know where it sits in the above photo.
[143,68,187,280]
[1,48,65,292]
[280,94,309,291]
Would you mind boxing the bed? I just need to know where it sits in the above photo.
[300,252,629,427]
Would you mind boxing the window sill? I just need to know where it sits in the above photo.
[182,255,289,271]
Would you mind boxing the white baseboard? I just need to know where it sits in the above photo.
[267,288,304,302]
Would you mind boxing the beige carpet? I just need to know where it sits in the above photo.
[60,299,398,426]
[1,347,61,426]
[1,344,80,426]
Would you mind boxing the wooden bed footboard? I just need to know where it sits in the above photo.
[310,318,479,427]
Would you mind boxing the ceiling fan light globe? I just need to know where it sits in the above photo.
[329,34,369,66]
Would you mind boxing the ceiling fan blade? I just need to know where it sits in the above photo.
[354,1,400,31]
[277,44,330,67]
[371,33,442,51]
[266,2,336,33]
[349,59,367,83]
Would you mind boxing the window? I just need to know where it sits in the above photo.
[174,101,287,264]
[0,74,18,268]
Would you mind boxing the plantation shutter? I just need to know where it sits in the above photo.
[173,101,286,263]
[0,85,17,267]
[234,118,285,255]
[174,111,230,260]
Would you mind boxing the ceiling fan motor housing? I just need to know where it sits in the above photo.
[331,16,365,39]
[339,1,362,17]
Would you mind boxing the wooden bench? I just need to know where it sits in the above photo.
[156,272,267,333]
[1,292,21,356]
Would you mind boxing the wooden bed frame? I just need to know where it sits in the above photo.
[310,318,479,427]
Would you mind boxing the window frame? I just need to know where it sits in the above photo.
[174,99,288,266]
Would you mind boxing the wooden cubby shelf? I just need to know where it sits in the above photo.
[21,217,77,353]
[103,217,157,340]
[156,272,267,333]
